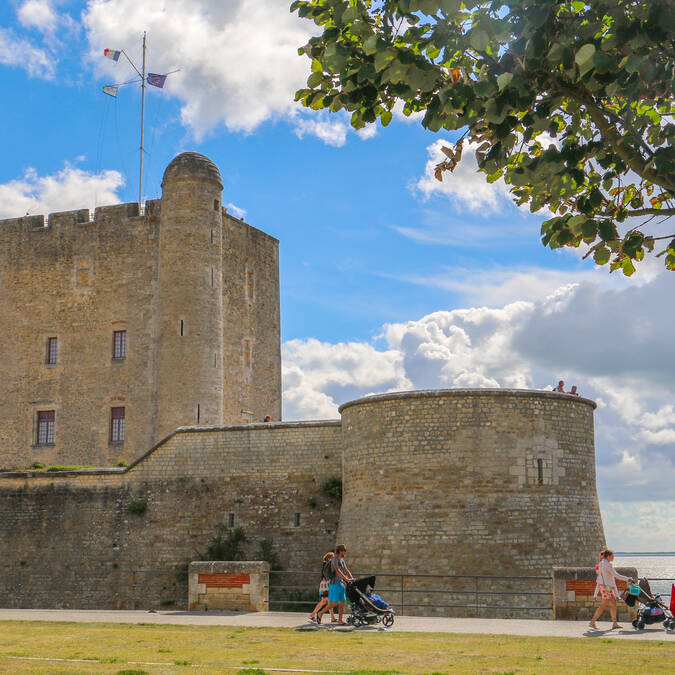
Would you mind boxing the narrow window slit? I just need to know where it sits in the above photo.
[180,320,184,336]
[228,513,235,528]
[197,404,200,423]
[294,513,301,527]
[537,458,544,485]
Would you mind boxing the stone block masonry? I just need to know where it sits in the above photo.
[0,152,281,470]
[0,421,342,610]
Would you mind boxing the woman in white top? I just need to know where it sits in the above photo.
[590,548,631,629]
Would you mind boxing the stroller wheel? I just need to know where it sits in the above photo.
[382,613,394,628]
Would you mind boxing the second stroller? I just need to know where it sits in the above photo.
[625,578,675,631]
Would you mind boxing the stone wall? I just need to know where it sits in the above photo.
[0,203,160,469]
[337,389,605,617]
[553,567,638,621]
[0,422,342,609]
[221,214,281,424]
[0,153,282,469]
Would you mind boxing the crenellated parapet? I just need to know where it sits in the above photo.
[0,201,162,234]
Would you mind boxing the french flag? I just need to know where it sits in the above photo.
[103,48,121,62]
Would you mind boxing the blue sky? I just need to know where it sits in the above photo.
[1,1,674,551]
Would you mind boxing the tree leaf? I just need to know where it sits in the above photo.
[497,73,513,90]
[594,246,611,265]
[574,43,596,67]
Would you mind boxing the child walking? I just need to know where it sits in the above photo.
[309,552,336,624]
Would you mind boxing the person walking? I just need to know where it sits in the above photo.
[318,544,354,625]
[309,552,336,624]
[590,548,631,630]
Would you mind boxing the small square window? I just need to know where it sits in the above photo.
[111,407,126,443]
[46,337,58,365]
[113,330,126,359]
[37,410,55,445]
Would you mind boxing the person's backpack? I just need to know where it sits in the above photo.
[321,559,332,581]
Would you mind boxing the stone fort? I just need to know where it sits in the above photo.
[0,153,606,614]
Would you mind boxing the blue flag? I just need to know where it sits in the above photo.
[147,73,167,88]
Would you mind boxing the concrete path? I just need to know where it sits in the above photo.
[1,609,673,641]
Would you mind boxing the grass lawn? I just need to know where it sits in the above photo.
[0,621,673,674]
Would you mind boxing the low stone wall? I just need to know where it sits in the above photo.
[188,561,269,612]
[552,567,638,621]
[0,422,341,609]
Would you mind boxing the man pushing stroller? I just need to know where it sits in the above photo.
[316,544,354,625]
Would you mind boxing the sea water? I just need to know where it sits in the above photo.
[614,554,675,601]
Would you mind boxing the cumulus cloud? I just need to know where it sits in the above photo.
[0,163,125,219]
[0,26,54,78]
[282,272,675,525]
[82,0,353,145]
[293,115,350,148]
[282,338,411,420]
[413,139,512,212]
[17,0,58,33]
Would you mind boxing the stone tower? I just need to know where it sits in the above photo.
[0,152,281,469]
[156,153,226,438]
[337,389,606,614]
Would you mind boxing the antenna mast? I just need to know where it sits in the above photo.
[139,31,147,208]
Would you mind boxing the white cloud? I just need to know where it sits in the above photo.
[0,162,124,219]
[82,0,349,145]
[390,266,606,307]
[413,139,512,212]
[604,501,675,551]
[225,202,246,219]
[18,0,58,33]
[293,116,349,147]
[0,26,54,78]
[282,337,411,421]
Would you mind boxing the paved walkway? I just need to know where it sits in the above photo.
[1,609,673,641]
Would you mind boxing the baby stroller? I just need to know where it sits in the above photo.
[626,578,675,631]
[345,576,395,628]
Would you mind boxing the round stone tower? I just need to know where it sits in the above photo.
[156,152,225,438]
[337,389,605,612]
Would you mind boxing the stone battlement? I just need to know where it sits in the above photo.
[0,202,152,231]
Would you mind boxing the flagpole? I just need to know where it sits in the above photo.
[139,31,147,208]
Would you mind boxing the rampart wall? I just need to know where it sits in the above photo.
[0,388,605,616]
[0,421,342,609]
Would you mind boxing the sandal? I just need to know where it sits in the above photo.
[588,621,598,629]
[612,623,622,629]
